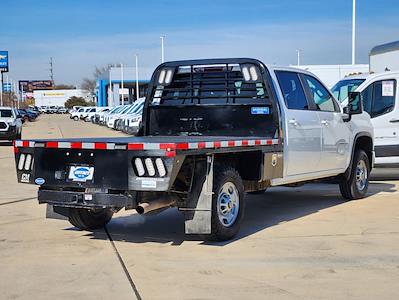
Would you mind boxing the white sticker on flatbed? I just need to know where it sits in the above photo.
[382,81,394,97]
[141,180,157,189]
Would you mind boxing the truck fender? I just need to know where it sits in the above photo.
[344,132,373,179]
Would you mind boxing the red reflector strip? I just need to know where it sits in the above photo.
[160,143,176,150]
[128,143,144,150]
[176,143,189,150]
[47,141,59,148]
[71,142,82,149]
[13,139,279,153]
[94,143,107,150]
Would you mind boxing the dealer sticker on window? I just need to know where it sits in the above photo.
[68,166,94,182]
[382,81,395,97]
[251,107,270,115]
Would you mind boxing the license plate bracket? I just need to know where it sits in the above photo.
[68,165,94,182]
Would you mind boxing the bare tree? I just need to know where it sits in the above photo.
[81,64,113,96]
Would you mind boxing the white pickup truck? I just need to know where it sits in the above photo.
[333,71,399,167]
[14,59,374,241]
[0,107,23,141]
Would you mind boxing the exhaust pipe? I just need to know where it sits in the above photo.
[136,197,176,215]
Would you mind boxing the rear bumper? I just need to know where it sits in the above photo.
[38,189,134,209]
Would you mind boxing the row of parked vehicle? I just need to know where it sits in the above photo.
[39,106,68,114]
[68,98,145,135]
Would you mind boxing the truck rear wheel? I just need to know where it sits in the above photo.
[210,166,245,241]
[68,208,113,230]
[339,150,370,200]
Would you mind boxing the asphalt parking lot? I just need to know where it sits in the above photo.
[1,115,399,300]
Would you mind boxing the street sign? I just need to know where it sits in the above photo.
[0,51,9,72]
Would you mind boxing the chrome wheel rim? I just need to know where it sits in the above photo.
[356,160,368,191]
[217,182,240,227]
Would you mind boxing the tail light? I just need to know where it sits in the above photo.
[133,157,167,177]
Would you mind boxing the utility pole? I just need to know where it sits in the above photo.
[160,36,165,63]
[135,54,139,101]
[49,57,54,85]
[352,0,356,65]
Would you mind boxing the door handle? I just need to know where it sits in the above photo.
[288,119,299,127]
[389,119,399,123]
[321,120,329,126]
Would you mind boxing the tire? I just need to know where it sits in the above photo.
[209,165,245,241]
[68,208,113,230]
[73,116,79,121]
[339,150,370,200]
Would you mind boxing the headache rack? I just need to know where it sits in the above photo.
[151,61,272,106]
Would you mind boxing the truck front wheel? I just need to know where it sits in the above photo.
[68,208,113,230]
[339,150,370,200]
[210,166,245,241]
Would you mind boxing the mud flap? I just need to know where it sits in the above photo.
[46,204,68,220]
[184,155,213,234]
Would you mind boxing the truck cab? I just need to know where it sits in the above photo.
[333,72,399,167]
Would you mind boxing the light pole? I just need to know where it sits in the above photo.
[135,54,139,101]
[0,72,3,106]
[296,49,301,66]
[108,65,113,106]
[160,36,165,63]
[120,63,124,105]
[352,0,356,65]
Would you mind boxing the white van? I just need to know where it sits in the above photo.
[332,71,399,167]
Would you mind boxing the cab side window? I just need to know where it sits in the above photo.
[276,71,309,110]
[303,75,338,112]
[361,80,396,118]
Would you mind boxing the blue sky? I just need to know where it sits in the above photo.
[1,0,399,85]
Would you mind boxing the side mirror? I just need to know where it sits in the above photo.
[343,92,363,122]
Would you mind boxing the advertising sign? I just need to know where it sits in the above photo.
[0,51,9,72]
[19,80,53,92]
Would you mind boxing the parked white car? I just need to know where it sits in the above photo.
[82,107,103,122]
[70,107,93,121]
[116,99,145,131]
[102,106,124,125]
[333,71,399,167]
[106,105,134,129]
[0,107,23,140]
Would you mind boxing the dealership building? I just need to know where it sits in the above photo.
[33,89,92,107]
[97,66,150,107]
